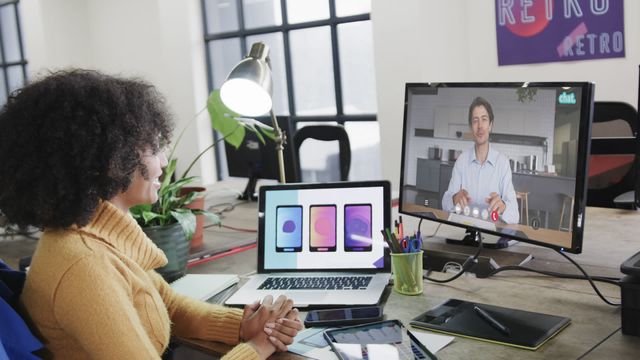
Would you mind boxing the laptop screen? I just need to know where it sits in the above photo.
[258,181,391,272]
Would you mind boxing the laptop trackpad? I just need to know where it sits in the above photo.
[287,292,327,307]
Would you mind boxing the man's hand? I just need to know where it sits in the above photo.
[453,189,472,208]
[486,192,506,214]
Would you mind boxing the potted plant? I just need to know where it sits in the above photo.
[129,90,274,281]
[129,158,216,282]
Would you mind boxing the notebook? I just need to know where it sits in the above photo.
[170,274,239,301]
[225,181,392,308]
[410,298,571,351]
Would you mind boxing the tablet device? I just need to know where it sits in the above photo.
[323,319,437,360]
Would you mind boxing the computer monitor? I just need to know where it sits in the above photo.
[399,82,594,254]
[636,65,640,210]
[225,116,298,200]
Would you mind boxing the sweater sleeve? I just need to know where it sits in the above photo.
[150,272,252,346]
[53,256,163,359]
[221,343,260,360]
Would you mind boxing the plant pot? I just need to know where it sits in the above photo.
[143,222,190,283]
[180,186,206,251]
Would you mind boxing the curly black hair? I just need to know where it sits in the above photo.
[0,69,173,228]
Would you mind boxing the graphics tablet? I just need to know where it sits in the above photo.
[410,298,571,350]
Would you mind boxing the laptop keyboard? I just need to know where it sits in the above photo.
[257,276,373,290]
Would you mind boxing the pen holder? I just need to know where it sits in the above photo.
[391,251,423,295]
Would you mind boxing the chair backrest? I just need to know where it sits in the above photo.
[588,101,639,208]
[293,125,351,182]
[0,260,44,359]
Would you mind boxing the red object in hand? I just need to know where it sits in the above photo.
[490,210,499,222]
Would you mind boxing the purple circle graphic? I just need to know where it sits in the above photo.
[282,220,296,233]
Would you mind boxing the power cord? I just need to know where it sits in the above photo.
[418,218,483,283]
[555,249,620,306]
[417,219,621,305]
[487,266,620,286]
[486,249,621,307]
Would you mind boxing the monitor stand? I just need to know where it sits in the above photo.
[424,230,533,278]
[238,176,258,201]
[446,229,513,249]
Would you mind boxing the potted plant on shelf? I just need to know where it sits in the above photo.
[129,90,274,282]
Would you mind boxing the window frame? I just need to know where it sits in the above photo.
[201,0,377,180]
[0,0,27,103]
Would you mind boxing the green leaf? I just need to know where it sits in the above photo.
[257,125,276,141]
[193,210,221,226]
[142,210,163,224]
[180,190,201,206]
[207,90,246,149]
[160,158,178,192]
[171,208,196,241]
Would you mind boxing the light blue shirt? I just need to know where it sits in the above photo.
[442,145,519,224]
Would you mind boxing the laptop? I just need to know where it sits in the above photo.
[225,181,392,308]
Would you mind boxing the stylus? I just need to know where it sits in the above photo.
[473,306,510,336]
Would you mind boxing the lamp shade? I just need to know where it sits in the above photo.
[220,42,273,117]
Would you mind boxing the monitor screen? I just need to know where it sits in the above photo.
[225,116,298,198]
[399,82,594,253]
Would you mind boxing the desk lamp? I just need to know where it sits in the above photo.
[220,42,287,184]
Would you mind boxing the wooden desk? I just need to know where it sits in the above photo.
[184,205,640,359]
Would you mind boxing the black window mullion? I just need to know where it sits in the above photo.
[0,6,11,96]
[13,2,26,80]
[281,0,296,118]
[204,14,370,42]
[202,1,375,179]
[201,0,223,179]
[236,0,247,54]
[328,0,343,119]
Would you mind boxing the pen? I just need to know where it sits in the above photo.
[473,306,510,336]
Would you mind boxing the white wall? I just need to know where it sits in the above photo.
[20,0,215,184]
[372,0,640,191]
[18,0,640,189]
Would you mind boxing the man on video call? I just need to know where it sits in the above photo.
[442,96,519,225]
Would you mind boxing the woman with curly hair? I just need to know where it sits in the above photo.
[0,70,302,359]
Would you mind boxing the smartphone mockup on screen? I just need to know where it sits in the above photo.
[275,205,303,252]
[309,205,336,252]
[344,204,373,252]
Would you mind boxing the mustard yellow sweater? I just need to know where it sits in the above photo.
[20,201,258,360]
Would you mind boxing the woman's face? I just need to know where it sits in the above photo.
[470,105,492,146]
[112,148,168,209]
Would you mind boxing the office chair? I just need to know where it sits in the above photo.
[588,101,638,209]
[0,260,45,359]
[293,124,351,182]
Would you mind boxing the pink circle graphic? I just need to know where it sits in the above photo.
[504,0,552,37]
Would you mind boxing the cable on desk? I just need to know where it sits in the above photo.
[208,201,247,216]
[219,224,257,233]
[418,218,441,239]
[487,266,621,286]
[487,249,621,306]
[202,222,257,232]
[555,249,621,306]
[419,219,483,284]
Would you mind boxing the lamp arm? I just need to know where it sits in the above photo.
[270,109,286,184]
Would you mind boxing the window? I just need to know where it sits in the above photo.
[202,0,380,181]
[0,0,27,107]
